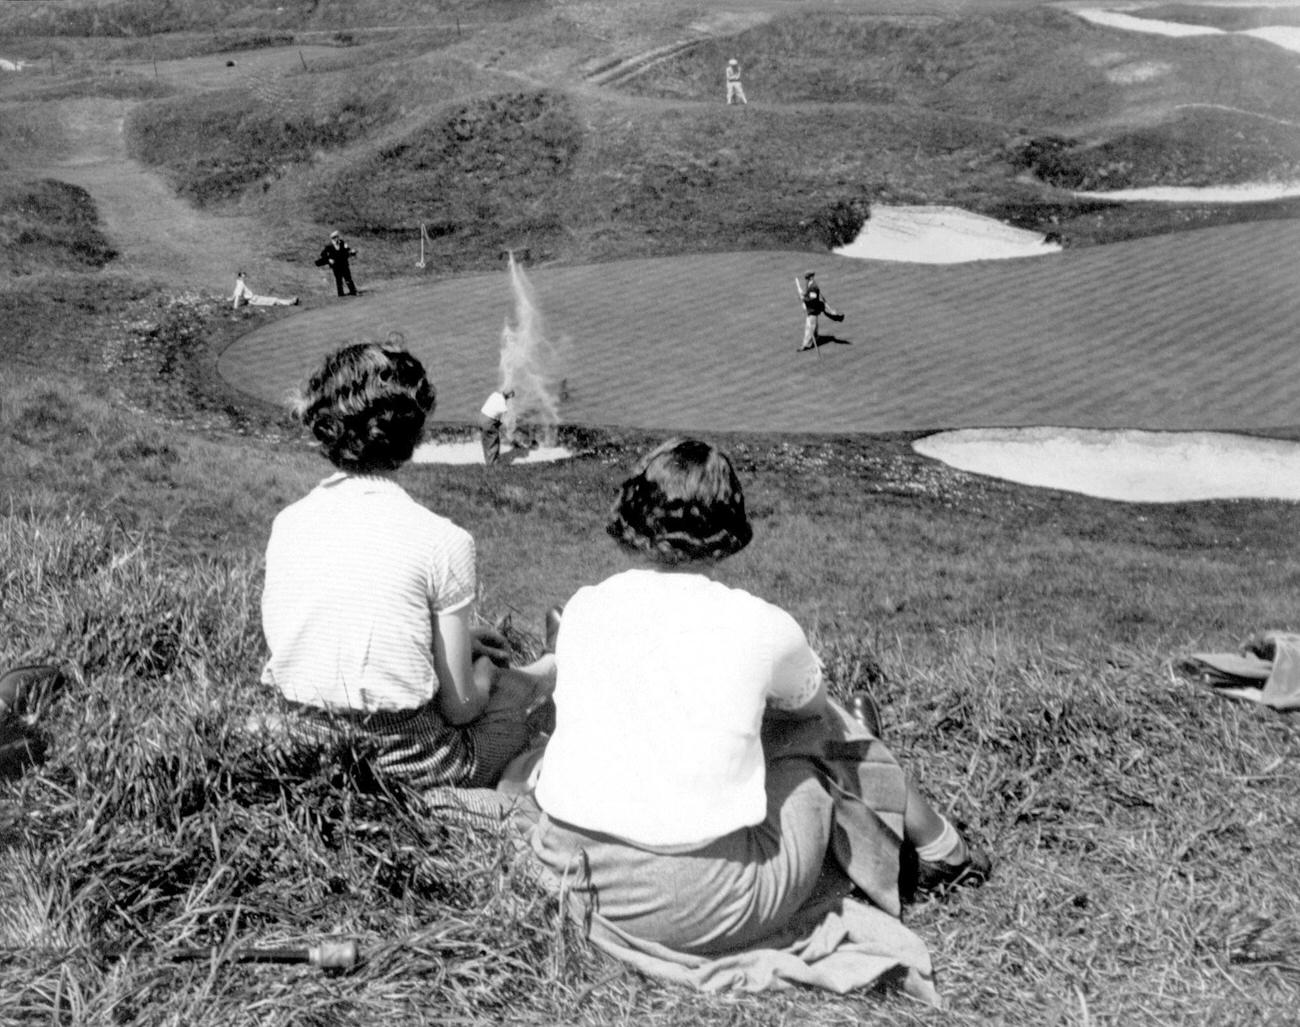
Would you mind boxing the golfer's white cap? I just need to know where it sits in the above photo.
[330,230,340,238]
[729,58,738,64]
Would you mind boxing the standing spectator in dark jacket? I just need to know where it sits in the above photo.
[315,230,358,296]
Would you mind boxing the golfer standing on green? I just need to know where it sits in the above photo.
[795,270,844,352]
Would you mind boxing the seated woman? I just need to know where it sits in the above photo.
[531,437,988,956]
[260,341,554,788]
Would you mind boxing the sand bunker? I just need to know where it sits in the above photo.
[1076,181,1300,202]
[835,205,1061,264]
[914,427,1300,502]
[410,440,574,466]
[1074,9,1300,54]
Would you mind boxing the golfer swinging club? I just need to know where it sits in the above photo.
[795,270,844,352]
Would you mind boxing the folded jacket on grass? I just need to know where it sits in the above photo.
[1179,630,1300,711]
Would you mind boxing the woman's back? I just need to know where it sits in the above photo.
[536,567,818,847]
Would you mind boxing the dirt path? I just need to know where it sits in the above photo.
[37,98,279,291]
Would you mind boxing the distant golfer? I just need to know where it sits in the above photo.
[725,58,748,105]
[315,230,358,297]
[795,270,844,352]
[478,388,515,465]
[231,271,298,308]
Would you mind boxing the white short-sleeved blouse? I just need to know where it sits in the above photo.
[535,568,821,847]
[261,473,476,713]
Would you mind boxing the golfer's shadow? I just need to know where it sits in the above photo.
[498,434,541,464]
[812,332,853,349]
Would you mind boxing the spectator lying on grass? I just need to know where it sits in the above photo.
[258,341,555,788]
[231,270,298,308]
[531,438,990,961]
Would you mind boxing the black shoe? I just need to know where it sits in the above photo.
[906,837,992,899]
[544,606,563,654]
[0,717,47,781]
[847,689,882,738]
[0,664,68,720]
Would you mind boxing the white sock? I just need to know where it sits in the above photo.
[916,817,961,863]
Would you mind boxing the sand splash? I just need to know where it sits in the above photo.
[412,254,575,465]
[496,252,567,446]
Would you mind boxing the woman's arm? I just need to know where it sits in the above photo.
[766,671,827,721]
[764,611,828,721]
[433,606,493,725]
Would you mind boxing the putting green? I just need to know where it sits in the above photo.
[220,219,1300,434]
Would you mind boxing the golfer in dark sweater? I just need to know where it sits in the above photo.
[315,230,358,296]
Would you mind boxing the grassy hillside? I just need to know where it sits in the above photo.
[106,4,1300,275]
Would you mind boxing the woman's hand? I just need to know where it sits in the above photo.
[471,624,513,667]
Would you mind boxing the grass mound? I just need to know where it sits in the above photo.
[319,89,582,239]
[0,179,116,275]
[0,0,522,38]
[1013,106,1300,191]
[125,83,405,207]
[123,50,507,209]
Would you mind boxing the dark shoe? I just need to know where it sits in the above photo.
[543,606,563,654]
[0,664,68,720]
[0,717,47,781]
[907,837,992,899]
[847,689,882,738]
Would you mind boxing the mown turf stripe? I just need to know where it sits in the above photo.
[219,220,1300,433]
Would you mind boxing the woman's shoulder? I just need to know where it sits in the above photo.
[403,500,474,549]
[706,577,794,618]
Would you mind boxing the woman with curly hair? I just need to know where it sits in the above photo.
[531,438,988,958]
[259,341,553,789]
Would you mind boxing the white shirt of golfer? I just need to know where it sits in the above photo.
[480,390,509,422]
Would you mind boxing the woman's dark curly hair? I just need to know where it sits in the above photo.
[607,437,753,565]
[294,340,435,473]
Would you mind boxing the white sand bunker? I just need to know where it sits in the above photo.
[914,427,1300,502]
[1076,180,1300,203]
[1074,9,1300,55]
[411,440,574,466]
[835,206,1061,264]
